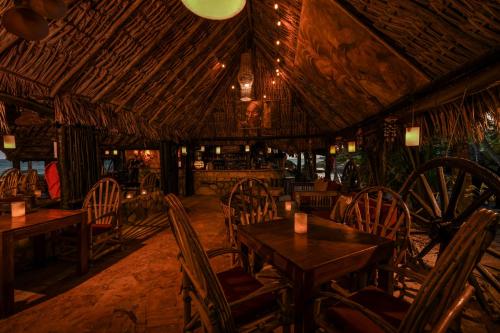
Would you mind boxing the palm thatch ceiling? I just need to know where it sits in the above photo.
[0,0,499,142]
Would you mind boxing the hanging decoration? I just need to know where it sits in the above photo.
[384,116,398,143]
[238,52,254,101]
[181,0,246,20]
[200,145,205,152]
[356,128,363,148]
[329,144,336,155]
[215,146,221,155]
[181,146,187,155]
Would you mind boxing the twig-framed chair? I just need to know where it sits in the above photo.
[83,177,122,260]
[165,194,292,333]
[341,159,360,193]
[139,172,159,194]
[315,208,498,333]
[20,169,39,194]
[340,186,411,295]
[0,168,20,198]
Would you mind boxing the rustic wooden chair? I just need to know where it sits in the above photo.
[227,178,277,246]
[314,208,498,333]
[139,172,159,194]
[19,169,39,194]
[165,194,292,333]
[0,168,21,198]
[340,186,411,295]
[83,177,122,260]
[340,159,361,193]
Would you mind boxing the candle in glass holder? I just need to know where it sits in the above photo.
[285,201,292,211]
[34,189,42,198]
[141,189,147,195]
[294,212,308,234]
[126,192,134,199]
[11,201,26,217]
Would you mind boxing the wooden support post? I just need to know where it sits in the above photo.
[160,141,179,195]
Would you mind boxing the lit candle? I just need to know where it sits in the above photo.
[405,126,420,147]
[11,201,26,217]
[126,192,133,199]
[141,190,147,195]
[285,201,292,211]
[294,213,308,234]
[34,190,42,198]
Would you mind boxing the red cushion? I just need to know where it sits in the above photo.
[325,287,410,333]
[217,267,278,324]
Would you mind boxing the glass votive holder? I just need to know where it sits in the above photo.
[126,192,134,199]
[11,201,26,217]
[294,212,308,234]
[141,190,147,195]
[34,189,42,198]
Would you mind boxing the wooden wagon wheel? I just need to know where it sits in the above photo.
[400,157,500,316]
[341,159,360,193]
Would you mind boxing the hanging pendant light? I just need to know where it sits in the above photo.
[216,146,221,155]
[405,126,420,147]
[347,141,356,153]
[329,145,336,155]
[181,146,187,155]
[238,52,254,101]
[3,135,15,149]
[245,144,250,152]
[182,0,246,20]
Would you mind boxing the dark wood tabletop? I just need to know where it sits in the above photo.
[0,209,88,317]
[237,215,394,333]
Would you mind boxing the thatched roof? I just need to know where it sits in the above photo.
[0,0,499,144]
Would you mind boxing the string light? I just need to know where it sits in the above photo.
[276,40,280,45]
[276,58,280,63]
[274,3,278,10]
[263,94,267,99]
[275,68,279,73]
[277,20,281,26]
[272,80,276,85]
[221,63,225,68]
[231,85,235,89]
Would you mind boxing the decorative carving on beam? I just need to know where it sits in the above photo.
[49,0,144,97]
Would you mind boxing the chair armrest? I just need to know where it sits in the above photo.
[377,264,427,284]
[433,284,475,333]
[88,211,118,225]
[229,280,290,308]
[206,247,241,259]
[315,291,397,333]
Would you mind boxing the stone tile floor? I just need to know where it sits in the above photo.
[0,196,497,332]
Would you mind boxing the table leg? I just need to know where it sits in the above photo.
[77,216,89,275]
[33,234,46,267]
[378,256,394,293]
[0,233,14,317]
[293,270,314,333]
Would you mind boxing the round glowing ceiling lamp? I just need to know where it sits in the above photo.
[181,0,246,20]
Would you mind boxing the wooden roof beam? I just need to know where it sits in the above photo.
[150,23,246,124]
[90,1,187,103]
[49,0,144,97]
[115,19,206,111]
[0,92,53,118]
[333,0,431,80]
[136,19,236,116]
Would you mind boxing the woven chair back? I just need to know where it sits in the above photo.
[22,169,39,193]
[83,177,121,226]
[140,172,159,194]
[0,168,20,197]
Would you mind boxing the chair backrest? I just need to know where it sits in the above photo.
[399,209,497,333]
[165,194,236,332]
[0,168,21,197]
[343,186,411,265]
[140,172,159,194]
[83,177,121,225]
[20,169,38,194]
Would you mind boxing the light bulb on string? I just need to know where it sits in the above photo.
[276,40,280,46]
[274,3,278,10]
[277,20,281,26]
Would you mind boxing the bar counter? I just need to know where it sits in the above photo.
[194,169,284,195]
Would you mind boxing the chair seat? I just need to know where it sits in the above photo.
[91,223,114,235]
[323,287,410,333]
[217,267,278,325]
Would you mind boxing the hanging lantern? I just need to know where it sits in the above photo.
[405,126,420,147]
[238,52,254,101]
[245,144,250,152]
[113,149,118,156]
[104,150,110,156]
[329,145,336,155]
[53,141,58,158]
[267,147,272,154]
[200,145,205,152]
[3,135,15,149]
[347,141,356,153]
[216,146,221,155]
[384,116,398,143]
[181,146,187,155]
[194,160,205,170]
[181,0,246,20]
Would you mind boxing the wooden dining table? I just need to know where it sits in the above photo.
[0,209,88,317]
[237,215,394,333]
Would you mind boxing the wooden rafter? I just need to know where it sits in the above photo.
[136,19,235,116]
[149,23,247,124]
[333,0,431,81]
[49,0,144,97]
[158,32,247,128]
[115,19,206,111]
[90,1,187,103]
